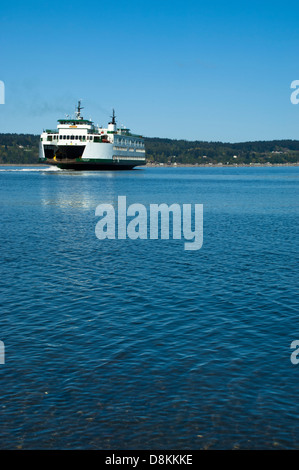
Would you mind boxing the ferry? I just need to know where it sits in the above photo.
[39,102,146,170]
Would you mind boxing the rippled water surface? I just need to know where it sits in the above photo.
[0,165,298,449]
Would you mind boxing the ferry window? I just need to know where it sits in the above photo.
[75,135,78,140]
[71,135,74,140]
[63,135,66,140]
[67,135,70,140]
[83,136,86,141]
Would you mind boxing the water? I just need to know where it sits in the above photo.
[0,165,298,449]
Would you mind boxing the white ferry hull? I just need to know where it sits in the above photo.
[39,143,146,170]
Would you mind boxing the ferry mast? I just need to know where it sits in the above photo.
[75,100,84,120]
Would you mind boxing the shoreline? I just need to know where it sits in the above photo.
[146,162,299,167]
[0,162,298,168]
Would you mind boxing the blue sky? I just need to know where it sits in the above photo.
[0,0,299,141]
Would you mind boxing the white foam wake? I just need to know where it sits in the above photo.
[0,166,62,172]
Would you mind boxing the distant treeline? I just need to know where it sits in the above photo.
[1,133,299,165]
[0,134,39,164]
[145,138,299,165]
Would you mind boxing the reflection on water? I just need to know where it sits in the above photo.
[39,168,148,209]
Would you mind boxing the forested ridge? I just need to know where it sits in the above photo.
[1,133,299,165]
[0,134,39,164]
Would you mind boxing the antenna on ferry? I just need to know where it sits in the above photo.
[75,100,84,120]
[111,108,116,124]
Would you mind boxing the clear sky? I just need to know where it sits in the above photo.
[1,0,299,142]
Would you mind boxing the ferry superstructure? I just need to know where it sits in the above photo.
[39,102,146,170]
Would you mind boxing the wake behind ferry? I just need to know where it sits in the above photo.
[39,102,146,170]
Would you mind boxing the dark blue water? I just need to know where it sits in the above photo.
[0,165,298,449]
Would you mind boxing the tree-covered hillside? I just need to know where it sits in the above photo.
[0,133,299,165]
[0,134,39,164]
[145,138,299,165]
